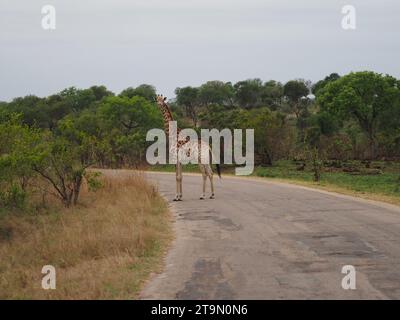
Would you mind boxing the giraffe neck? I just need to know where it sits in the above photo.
[158,101,188,147]
[159,102,175,136]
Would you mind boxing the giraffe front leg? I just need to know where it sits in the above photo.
[176,162,183,201]
[174,163,182,201]
[174,176,180,201]
[178,174,183,200]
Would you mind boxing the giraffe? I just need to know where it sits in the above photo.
[155,94,221,201]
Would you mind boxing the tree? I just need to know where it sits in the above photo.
[89,85,114,101]
[303,124,324,182]
[317,71,400,159]
[199,104,239,131]
[97,96,162,166]
[119,84,156,101]
[244,108,293,165]
[312,73,340,95]
[198,81,234,107]
[58,87,97,112]
[376,92,400,157]
[32,135,94,207]
[98,96,160,133]
[4,95,47,128]
[2,87,113,131]
[175,81,235,126]
[0,114,43,208]
[261,80,284,109]
[175,86,200,126]
[283,80,310,118]
[1,112,104,208]
[234,79,264,108]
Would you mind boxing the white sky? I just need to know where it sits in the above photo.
[0,0,399,101]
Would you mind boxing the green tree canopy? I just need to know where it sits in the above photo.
[317,71,400,158]
[312,73,340,95]
[283,80,309,118]
[198,81,234,107]
[233,79,264,108]
[119,84,156,101]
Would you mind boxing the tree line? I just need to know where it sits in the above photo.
[175,72,400,163]
[0,71,399,209]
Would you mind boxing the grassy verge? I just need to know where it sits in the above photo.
[0,171,173,299]
[146,161,400,206]
[253,161,400,206]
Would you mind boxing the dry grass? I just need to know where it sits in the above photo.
[0,170,173,299]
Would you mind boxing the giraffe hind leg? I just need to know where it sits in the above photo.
[209,173,215,199]
[204,164,215,199]
[198,164,208,200]
[200,174,206,200]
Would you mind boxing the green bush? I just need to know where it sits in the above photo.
[85,171,103,192]
[0,184,27,209]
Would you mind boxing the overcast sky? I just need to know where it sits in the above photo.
[0,0,399,101]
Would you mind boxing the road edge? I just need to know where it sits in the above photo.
[145,171,400,213]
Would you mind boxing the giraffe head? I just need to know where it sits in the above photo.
[155,94,174,125]
[156,94,167,107]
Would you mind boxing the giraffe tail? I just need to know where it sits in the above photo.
[209,149,221,178]
[215,164,221,179]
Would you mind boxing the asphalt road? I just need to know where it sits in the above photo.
[140,172,400,299]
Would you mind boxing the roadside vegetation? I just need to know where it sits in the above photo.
[254,160,400,205]
[0,172,172,299]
